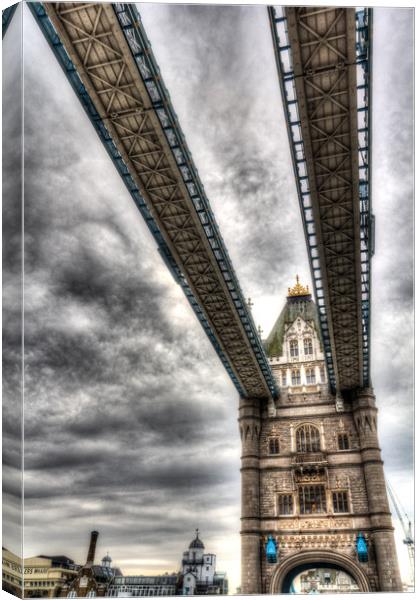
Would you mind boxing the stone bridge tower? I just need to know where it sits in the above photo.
[239,277,402,593]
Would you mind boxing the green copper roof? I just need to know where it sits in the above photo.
[264,295,322,358]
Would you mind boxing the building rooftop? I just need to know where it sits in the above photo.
[189,529,204,550]
[264,277,321,358]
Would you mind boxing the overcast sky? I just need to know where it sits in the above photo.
[2,2,413,591]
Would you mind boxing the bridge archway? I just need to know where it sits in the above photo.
[269,550,371,594]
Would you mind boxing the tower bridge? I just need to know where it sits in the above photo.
[5,3,403,594]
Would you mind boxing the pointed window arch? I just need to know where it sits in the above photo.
[306,368,316,384]
[289,339,299,357]
[291,369,301,385]
[337,432,350,450]
[296,424,321,453]
[281,370,287,386]
[268,437,280,455]
[303,337,313,356]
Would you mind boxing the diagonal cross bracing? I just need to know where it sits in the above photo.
[269,6,373,394]
[29,2,278,400]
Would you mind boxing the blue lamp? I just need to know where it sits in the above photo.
[356,533,368,562]
[266,536,277,564]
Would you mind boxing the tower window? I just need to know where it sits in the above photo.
[290,339,299,357]
[278,494,294,515]
[304,338,313,355]
[306,368,316,384]
[281,370,287,386]
[291,369,301,385]
[337,433,350,450]
[296,424,321,453]
[320,367,326,383]
[298,485,327,514]
[332,491,349,513]
[268,438,280,454]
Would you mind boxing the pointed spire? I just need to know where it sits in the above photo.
[246,297,254,311]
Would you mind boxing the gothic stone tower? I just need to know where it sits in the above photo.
[239,278,402,593]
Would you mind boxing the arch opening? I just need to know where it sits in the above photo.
[282,562,360,594]
[269,551,371,594]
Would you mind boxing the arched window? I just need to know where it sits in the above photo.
[337,433,350,450]
[268,437,280,454]
[303,338,313,356]
[306,368,316,384]
[332,490,349,513]
[296,424,321,453]
[281,370,287,386]
[278,494,294,515]
[289,339,298,357]
[291,369,301,385]
[298,484,326,514]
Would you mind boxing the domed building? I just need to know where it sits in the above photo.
[181,531,228,595]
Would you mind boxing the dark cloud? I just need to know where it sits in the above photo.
[1,2,241,581]
[369,10,414,515]
[2,3,23,556]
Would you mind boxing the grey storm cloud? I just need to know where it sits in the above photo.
[3,3,23,554]
[2,2,413,587]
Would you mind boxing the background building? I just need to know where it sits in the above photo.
[3,548,23,597]
[107,575,179,597]
[106,531,228,597]
[2,548,79,598]
[60,531,121,598]
[181,531,228,595]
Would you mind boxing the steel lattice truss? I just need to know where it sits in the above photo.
[270,6,373,393]
[29,2,278,400]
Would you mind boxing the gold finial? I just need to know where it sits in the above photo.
[288,274,310,297]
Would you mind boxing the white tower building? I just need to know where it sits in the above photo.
[181,531,227,595]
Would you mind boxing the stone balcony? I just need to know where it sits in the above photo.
[292,452,328,465]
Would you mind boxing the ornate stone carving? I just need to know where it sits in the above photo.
[278,532,354,550]
[278,517,351,530]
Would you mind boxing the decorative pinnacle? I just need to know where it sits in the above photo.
[246,297,254,311]
[288,274,310,297]
[257,325,263,338]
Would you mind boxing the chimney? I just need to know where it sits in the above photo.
[86,531,99,566]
